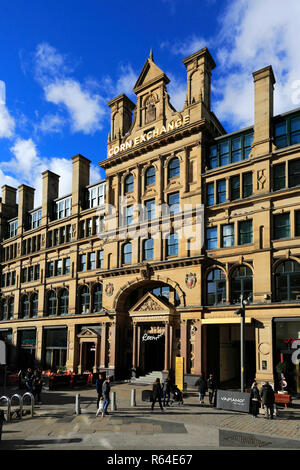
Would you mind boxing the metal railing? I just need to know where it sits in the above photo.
[0,392,34,421]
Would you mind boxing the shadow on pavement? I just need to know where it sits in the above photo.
[0,437,82,450]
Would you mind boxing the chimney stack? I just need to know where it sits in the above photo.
[42,170,60,225]
[252,65,276,157]
[72,154,91,214]
[17,184,35,234]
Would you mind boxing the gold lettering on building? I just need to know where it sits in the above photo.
[108,115,190,157]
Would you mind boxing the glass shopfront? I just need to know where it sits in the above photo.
[43,327,67,370]
[274,318,300,395]
[18,328,36,370]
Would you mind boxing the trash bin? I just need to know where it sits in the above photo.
[0,410,4,443]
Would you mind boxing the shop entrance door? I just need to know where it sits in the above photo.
[142,334,165,373]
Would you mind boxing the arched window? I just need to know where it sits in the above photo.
[167,233,178,257]
[93,284,102,312]
[47,290,57,316]
[122,242,132,264]
[8,297,14,320]
[21,295,30,319]
[231,265,253,304]
[31,293,38,317]
[143,238,154,260]
[145,166,155,187]
[0,299,7,321]
[275,260,300,301]
[80,285,90,314]
[124,174,134,194]
[168,157,180,180]
[207,269,226,306]
[59,288,69,315]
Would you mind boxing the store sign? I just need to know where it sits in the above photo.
[108,115,190,157]
[0,340,6,365]
[21,339,36,347]
[216,390,250,413]
[142,333,164,342]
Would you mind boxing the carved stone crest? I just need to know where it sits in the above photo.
[139,298,161,311]
[105,283,114,297]
[185,273,197,289]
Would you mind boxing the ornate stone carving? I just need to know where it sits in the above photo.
[139,298,162,311]
[257,169,267,189]
[185,273,197,289]
[105,283,114,297]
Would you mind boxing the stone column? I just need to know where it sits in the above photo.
[180,320,188,374]
[137,325,141,370]
[132,322,137,369]
[164,322,170,372]
[35,325,43,366]
[78,342,83,374]
[100,322,107,369]
[193,320,202,375]
[255,319,274,386]
[108,323,116,370]
[66,324,76,372]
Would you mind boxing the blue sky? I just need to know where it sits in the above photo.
[0,0,300,205]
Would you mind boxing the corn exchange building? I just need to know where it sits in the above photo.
[1,48,300,392]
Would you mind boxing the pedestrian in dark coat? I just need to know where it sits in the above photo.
[207,374,216,405]
[162,376,171,407]
[32,370,43,404]
[195,374,206,404]
[250,381,260,418]
[101,378,111,417]
[24,368,34,394]
[96,373,105,409]
[260,382,275,419]
[151,378,164,412]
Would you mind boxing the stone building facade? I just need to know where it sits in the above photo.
[1,47,300,391]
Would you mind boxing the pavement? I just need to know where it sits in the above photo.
[0,382,300,452]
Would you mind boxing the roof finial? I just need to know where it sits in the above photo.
[149,48,154,61]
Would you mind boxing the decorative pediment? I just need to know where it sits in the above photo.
[133,52,170,94]
[77,327,101,339]
[129,292,172,317]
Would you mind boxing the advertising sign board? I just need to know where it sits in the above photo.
[216,389,250,413]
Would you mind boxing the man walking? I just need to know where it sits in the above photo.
[207,374,216,406]
[151,378,165,412]
[162,376,171,407]
[24,368,34,394]
[102,377,111,418]
[195,374,206,404]
[260,382,275,419]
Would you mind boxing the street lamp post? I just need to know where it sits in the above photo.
[235,294,246,393]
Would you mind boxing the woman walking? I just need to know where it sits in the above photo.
[151,378,165,412]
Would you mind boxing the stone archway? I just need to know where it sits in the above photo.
[114,280,180,378]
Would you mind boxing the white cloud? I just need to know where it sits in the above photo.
[37,113,66,134]
[0,138,102,206]
[0,103,15,138]
[161,35,208,57]
[33,43,105,135]
[213,0,300,129]
[44,79,105,134]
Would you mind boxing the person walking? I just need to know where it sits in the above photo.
[151,378,165,412]
[162,376,171,407]
[96,373,105,409]
[249,381,260,418]
[101,377,111,418]
[207,374,216,406]
[260,382,275,419]
[24,368,34,394]
[32,370,43,404]
[195,374,206,404]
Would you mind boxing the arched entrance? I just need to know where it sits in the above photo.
[115,280,182,378]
